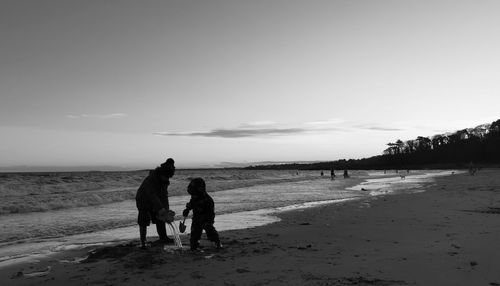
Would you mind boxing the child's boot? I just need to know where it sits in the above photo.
[215,241,223,249]
[190,241,201,251]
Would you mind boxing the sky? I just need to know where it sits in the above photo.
[1,0,500,169]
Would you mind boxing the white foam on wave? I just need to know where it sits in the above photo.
[347,170,458,196]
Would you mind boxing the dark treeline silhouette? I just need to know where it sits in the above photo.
[245,119,500,170]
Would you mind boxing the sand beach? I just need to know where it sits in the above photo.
[1,169,499,286]
[3,2,500,285]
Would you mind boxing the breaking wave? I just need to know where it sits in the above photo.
[0,169,325,215]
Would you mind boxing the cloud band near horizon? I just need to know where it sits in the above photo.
[154,127,308,138]
[154,120,404,138]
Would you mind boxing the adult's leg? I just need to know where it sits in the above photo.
[137,209,151,248]
[139,225,147,247]
[155,222,168,241]
[150,209,174,243]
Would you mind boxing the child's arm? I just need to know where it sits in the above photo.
[182,199,193,217]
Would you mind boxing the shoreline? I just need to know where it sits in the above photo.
[0,197,364,269]
[0,174,369,267]
[0,170,443,269]
[3,169,499,285]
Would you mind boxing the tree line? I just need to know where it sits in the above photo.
[245,119,500,170]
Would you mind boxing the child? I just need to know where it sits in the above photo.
[182,177,222,251]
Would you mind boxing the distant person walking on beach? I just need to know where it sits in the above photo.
[343,170,349,178]
[468,161,477,176]
[183,177,222,251]
[330,168,335,180]
[135,158,176,249]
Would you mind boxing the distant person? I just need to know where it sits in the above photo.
[330,168,335,180]
[135,158,176,249]
[183,177,222,251]
[320,171,324,177]
[343,170,349,178]
[468,162,477,176]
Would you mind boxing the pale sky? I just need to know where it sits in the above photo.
[1,0,499,169]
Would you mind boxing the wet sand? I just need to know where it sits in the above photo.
[2,169,500,285]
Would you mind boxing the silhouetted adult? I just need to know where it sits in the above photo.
[135,158,176,248]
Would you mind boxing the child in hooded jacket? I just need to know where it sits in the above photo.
[182,177,222,250]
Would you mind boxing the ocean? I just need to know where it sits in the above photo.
[0,169,453,266]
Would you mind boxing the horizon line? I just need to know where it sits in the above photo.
[0,160,342,173]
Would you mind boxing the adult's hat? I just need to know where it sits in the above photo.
[161,158,175,167]
[159,158,175,176]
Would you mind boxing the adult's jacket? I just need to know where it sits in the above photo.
[135,168,170,212]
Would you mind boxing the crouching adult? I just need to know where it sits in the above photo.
[135,158,176,249]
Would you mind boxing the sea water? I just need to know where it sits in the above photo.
[166,223,183,249]
[0,169,454,266]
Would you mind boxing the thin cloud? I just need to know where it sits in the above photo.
[154,120,308,138]
[153,119,405,139]
[154,127,307,138]
[356,125,405,131]
[305,118,345,127]
[304,119,404,132]
[238,121,277,128]
[67,113,127,119]
[304,118,348,132]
